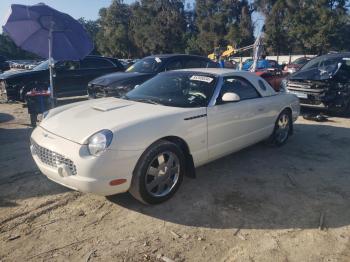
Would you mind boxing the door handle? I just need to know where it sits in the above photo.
[258,107,265,112]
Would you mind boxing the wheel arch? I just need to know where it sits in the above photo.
[154,136,196,178]
[136,135,196,179]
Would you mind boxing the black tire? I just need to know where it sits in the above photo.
[129,140,185,205]
[270,109,292,146]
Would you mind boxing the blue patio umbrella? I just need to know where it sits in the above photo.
[2,3,93,105]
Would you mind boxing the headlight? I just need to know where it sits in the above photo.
[87,129,113,156]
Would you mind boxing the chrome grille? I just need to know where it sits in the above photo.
[31,140,77,175]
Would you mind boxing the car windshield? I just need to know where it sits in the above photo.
[124,71,217,108]
[291,55,344,80]
[126,57,162,73]
[33,60,49,71]
[293,57,308,65]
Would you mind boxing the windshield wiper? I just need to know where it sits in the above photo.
[133,98,160,105]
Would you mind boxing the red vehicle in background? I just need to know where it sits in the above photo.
[255,69,286,92]
[284,57,312,74]
[254,60,287,92]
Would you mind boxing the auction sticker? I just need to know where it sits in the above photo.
[190,75,213,83]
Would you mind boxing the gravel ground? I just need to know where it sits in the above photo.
[0,102,350,262]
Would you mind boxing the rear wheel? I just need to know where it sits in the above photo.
[270,109,292,146]
[129,140,185,204]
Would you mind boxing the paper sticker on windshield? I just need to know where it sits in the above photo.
[155,57,162,63]
[190,75,213,83]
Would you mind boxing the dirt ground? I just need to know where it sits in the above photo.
[0,102,350,262]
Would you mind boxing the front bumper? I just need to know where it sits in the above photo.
[30,126,144,196]
[287,82,350,111]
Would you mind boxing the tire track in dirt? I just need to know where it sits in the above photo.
[0,192,81,233]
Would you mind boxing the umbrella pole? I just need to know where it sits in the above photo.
[48,30,55,108]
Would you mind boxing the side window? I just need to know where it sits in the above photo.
[164,59,182,71]
[258,80,267,91]
[56,61,80,70]
[111,59,125,70]
[219,77,260,103]
[183,58,205,68]
[81,58,114,69]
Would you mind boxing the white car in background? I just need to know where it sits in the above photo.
[30,69,300,204]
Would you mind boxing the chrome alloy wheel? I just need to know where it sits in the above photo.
[145,151,180,197]
[275,113,290,143]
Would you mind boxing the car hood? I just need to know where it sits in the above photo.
[0,69,44,80]
[39,97,192,144]
[89,72,154,87]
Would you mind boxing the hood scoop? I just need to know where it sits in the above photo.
[92,100,133,112]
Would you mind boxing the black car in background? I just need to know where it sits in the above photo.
[0,56,10,73]
[285,52,350,114]
[87,54,219,98]
[0,55,124,101]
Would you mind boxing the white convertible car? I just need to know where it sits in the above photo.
[30,69,299,204]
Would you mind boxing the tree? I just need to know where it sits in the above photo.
[287,0,349,54]
[263,0,291,56]
[130,0,187,56]
[255,0,350,55]
[195,0,255,55]
[96,0,134,57]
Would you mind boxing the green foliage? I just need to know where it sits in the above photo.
[194,0,255,54]
[3,0,348,59]
[255,0,350,55]
[95,0,134,58]
[129,0,187,56]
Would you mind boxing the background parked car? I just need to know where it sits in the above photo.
[255,69,286,92]
[240,59,286,92]
[0,55,124,101]
[87,54,219,98]
[284,57,312,74]
[285,52,350,115]
[0,56,10,73]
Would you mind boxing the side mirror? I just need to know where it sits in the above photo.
[222,92,240,102]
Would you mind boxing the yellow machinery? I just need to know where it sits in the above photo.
[208,44,256,60]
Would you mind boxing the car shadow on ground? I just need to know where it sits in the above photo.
[0,113,15,123]
[108,123,350,230]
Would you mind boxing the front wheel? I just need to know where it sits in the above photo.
[129,140,185,204]
[270,109,292,146]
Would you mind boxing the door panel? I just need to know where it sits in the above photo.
[207,99,270,160]
[207,76,277,160]
[54,61,81,96]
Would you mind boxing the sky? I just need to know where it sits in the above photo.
[0,0,264,36]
